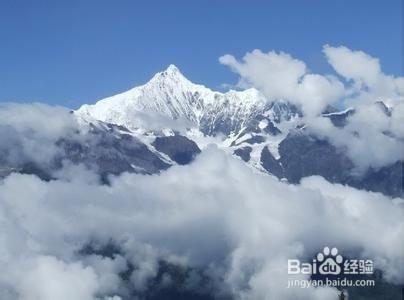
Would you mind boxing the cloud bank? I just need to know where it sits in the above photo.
[323,45,404,105]
[0,144,403,299]
[220,45,404,171]
[219,50,345,117]
[0,103,83,167]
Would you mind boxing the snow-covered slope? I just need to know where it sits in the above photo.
[76,65,299,136]
[78,65,211,126]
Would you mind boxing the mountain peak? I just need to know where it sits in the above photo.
[143,65,200,95]
[77,64,298,135]
[148,64,190,85]
[165,64,180,73]
[158,64,182,78]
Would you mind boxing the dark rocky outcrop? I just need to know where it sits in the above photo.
[152,135,201,165]
[276,131,403,197]
[234,147,252,162]
[260,146,284,178]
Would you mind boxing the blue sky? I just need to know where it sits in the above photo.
[0,0,402,108]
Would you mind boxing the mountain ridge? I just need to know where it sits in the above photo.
[76,65,299,136]
[4,65,396,198]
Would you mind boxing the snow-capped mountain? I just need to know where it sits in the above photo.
[76,65,299,136]
[75,65,304,178]
[72,65,403,198]
[2,65,399,197]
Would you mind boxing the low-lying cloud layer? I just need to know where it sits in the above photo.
[0,143,403,299]
[0,103,83,167]
[220,45,404,171]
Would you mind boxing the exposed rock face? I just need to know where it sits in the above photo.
[278,132,354,184]
[322,108,355,127]
[58,124,171,176]
[274,132,403,197]
[152,135,201,165]
[260,146,284,179]
[234,147,252,162]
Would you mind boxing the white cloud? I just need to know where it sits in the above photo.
[319,46,404,170]
[0,103,83,166]
[219,50,307,101]
[323,45,382,87]
[323,45,404,106]
[307,102,404,171]
[219,49,345,116]
[0,146,402,299]
[17,256,99,300]
[221,46,404,171]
